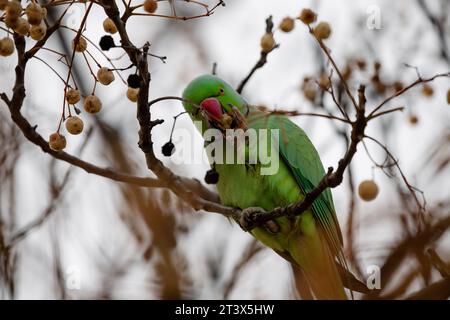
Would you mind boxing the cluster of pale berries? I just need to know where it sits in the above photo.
[0,0,47,56]
[260,8,331,53]
[47,1,158,152]
[0,1,159,151]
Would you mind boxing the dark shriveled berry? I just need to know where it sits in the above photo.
[99,35,115,51]
[162,141,175,157]
[127,74,141,88]
[204,169,219,184]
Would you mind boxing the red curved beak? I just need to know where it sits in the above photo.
[200,98,223,122]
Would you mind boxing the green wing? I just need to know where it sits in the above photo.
[249,110,344,260]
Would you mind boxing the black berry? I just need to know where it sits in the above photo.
[127,74,141,88]
[204,168,219,184]
[162,141,175,157]
[99,35,115,51]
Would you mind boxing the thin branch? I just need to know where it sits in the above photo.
[223,240,263,299]
[252,106,351,124]
[364,135,426,213]
[427,248,450,278]
[3,129,93,250]
[307,25,359,110]
[365,215,450,298]
[368,106,405,121]
[369,72,450,118]
[406,277,450,300]
[237,16,279,94]
[416,0,450,64]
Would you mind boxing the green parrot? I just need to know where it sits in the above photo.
[182,74,351,299]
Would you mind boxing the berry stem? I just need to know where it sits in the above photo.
[169,111,188,141]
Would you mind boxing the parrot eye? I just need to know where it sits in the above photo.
[219,87,225,95]
[200,97,223,122]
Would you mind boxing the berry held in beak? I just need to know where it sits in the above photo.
[200,98,223,122]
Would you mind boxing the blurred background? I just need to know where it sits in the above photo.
[0,0,449,299]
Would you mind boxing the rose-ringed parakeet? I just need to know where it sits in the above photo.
[182,74,351,299]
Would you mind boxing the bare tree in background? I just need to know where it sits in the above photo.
[0,0,449,299]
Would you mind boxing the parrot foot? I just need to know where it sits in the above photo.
[240,207,280,233]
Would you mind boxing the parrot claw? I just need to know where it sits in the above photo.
[240,207,280,233]
[240,207,266,230]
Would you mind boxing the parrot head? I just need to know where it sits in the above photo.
[182,75,248,132]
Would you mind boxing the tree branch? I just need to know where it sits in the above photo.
[369,72,450,118]
[406,277,450,300]
[1,22,217,203]
[416,0,450,64]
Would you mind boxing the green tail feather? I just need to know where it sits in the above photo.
[287,222,347,300]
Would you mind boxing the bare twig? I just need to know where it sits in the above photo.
[223,240,263,299]
[427,248,450,278]
[307,25,359,110]
[406,277,450,300]
[369,72,450,118]
[366,215,450,298]
[416,0,450,63]
[3,129,93,251]
[237,16,279,94]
